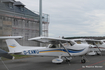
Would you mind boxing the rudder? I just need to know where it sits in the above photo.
[6,39,22,53]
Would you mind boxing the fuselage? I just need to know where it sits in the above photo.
[21,44,90,57]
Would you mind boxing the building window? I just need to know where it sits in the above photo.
[14,32,18,36]
[20,6,24,11]
[0,16,2,19]
[14,19,18,26]
[25,33,29,40]
[3,17,6,21]
[9,3,13,9]
[25,21,29,27]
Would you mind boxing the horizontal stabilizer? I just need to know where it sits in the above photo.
[0,49,14,59]
[0,36,23,39]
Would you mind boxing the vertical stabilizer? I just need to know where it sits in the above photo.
[6,39,22,53]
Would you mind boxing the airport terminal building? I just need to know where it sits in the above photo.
[0,0,49,50]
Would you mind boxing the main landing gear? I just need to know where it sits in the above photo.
[81,59,86,63]
[81,56,86,63]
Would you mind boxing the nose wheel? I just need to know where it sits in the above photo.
[81,59,86,63]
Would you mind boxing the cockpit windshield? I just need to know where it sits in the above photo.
[75,40,83,44]
[75,40,87,44]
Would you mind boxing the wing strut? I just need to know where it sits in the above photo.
[59,41,71,57]
[93,42,102,56]
[59,41,71,65]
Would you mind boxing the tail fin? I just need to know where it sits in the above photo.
[6,39,22,53]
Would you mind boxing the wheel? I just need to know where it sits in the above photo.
[97,52,101,55]
[81,59,86,63]
[97,53,100,55]
[56,63,62,64]
[66,60,70,62]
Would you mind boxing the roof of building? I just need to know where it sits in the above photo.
[2,0,14,3]
[14,1,25,6]
[0,0,39,20]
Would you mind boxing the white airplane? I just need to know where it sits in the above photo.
[70,39,105,55]
[5,36,91,64]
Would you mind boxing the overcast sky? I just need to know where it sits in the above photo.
[16,0,105,37]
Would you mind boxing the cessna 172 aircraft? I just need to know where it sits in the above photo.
[5,36,91,64]
[70,39,105,55]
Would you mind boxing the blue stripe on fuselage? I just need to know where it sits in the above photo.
[39,48,85,53]
[62,49,85,53]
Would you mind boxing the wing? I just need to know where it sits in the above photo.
[28,36,73,44]
[84,39,103,44]
[0,36,23,39]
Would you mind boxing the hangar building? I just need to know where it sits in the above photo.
[0,0,49,50]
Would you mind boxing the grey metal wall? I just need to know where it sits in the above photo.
[0,15,40,51]
[0,0,49,51]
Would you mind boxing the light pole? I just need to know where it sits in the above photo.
[39,0,42,36]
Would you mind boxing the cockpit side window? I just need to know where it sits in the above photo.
[99,41,103,45]
[75,41,81,44]
[48,41,75,48]
[49,44,60,48]
[86,41,93,45]
[51,45,56,48]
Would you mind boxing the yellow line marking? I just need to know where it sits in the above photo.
[39,51,65,53]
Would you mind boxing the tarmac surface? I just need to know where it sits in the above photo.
[1,54,105,70]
